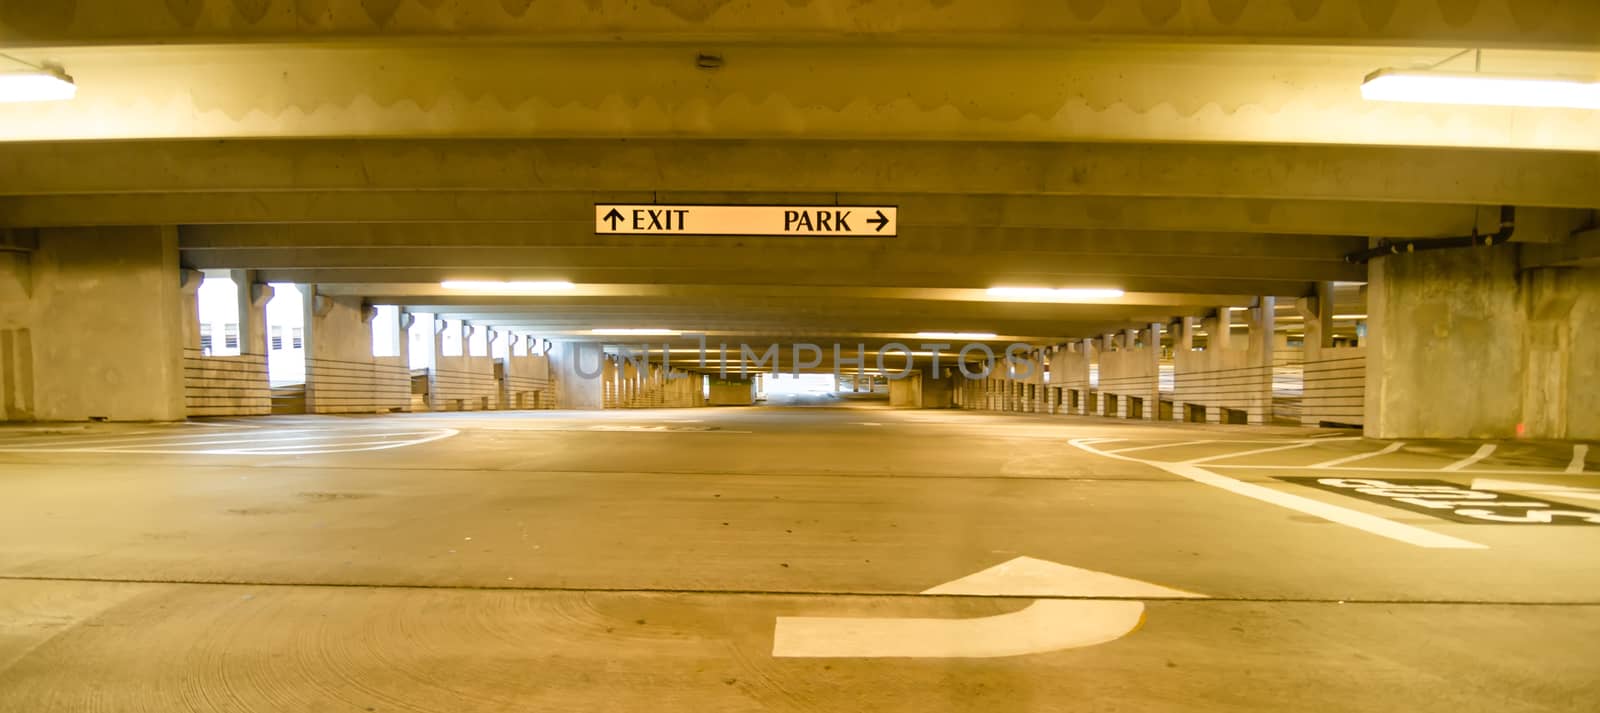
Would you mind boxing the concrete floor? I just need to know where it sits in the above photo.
[0,406,1596,711]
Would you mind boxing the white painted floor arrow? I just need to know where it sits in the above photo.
[771,557,1204,659]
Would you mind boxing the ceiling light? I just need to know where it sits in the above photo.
[0,68,76,103]
[1228,307,1250,312]
[1333,314,1368,320]
[1361,69,1600,110]
[986,287,1125,302]
[914,332,998,340]
[440,280,576,293]
[592,328,680,336]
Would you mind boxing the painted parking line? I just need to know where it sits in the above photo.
[1072,439,1486,550]
[0,428,459,455]
[1181,439,1332,465]
[1102,439,1215,455]
[1443,444,1498,472]
[1310,441,1406,468]
[1570,445,1591,474]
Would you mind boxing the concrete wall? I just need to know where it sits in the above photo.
[503,352,555,409]
[303,291,410,414]
[888,371,922,408]
[708,375,755,406]
[1302,346,1365,428]
[1,227,186,422]
[182,350,271,416]
[1049,344,1092,416]
[1097,330,1160,421]
[431,353,497,411]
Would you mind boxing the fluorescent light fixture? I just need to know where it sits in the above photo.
[1228,307,1250,312]
[986,287,1125,302]
[1333,314,1368,320]
[0,69,76,103]
[441,280,576,293]
[591,328,680,336]
[914,331,998,340]
[1361,68,1600,110]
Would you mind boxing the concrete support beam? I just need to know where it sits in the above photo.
[3,140,1594,208]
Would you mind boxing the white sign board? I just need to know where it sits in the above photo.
[595,204,897,237]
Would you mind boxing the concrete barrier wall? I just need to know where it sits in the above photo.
[432,355,498,411]
[306,356,409,414]
[503,354,555,409]
[1303,347,1365,428]
[1172,348,1258,423]
[1097,346,1158,420]
[304,293,410,414]
[182,349,270,416]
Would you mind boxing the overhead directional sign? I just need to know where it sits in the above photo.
[595,204,897,237]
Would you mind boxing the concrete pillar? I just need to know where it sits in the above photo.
[551,341,604,410]
[7,227,187,421]
[1295,285,1331,427]
[179,268,203,353]
[1143,322,1161,421]
[708,374,756,406]
[234,273,272,357]
[1245,297,1276,425]
[1366,246,1598,439]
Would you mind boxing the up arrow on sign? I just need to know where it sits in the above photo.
[595,204,897,237]
[771,556,1204,658]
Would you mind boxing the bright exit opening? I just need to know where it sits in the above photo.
[265,283,305,386]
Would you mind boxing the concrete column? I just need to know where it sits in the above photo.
[1245,297,1276,425]
[18,227,187,421]
[179,268,203,353]
[1366,246,1598,439]
[233,273,272,357]
[1144,322,1161,421]
[551,341,604,410]
[1295,286,1330,427]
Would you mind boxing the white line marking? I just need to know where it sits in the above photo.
[1200,464,1576,477]
[1071,439,1486,550]
[772,599,1144,659]
[1569,445,1590,474]
[1443,444,1497,472]
[6,431,441,453]
[1182,441,1320,465]
[1310,441,1406,468]
[1103,440,1215,455]
[0,429,459,455]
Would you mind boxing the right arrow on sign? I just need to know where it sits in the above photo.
[867,209,890,232]
[771,556,1204,659]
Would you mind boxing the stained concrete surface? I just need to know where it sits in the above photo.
[0,407,1597,711]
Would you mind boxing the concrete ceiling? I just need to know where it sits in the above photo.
[0,0,1594,346]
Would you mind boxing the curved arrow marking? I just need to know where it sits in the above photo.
[771,556,1200,658]
[772,599,1145,659]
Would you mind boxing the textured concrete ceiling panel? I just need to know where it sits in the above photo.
[1,0,1594,49]
[1,44,1596,148]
